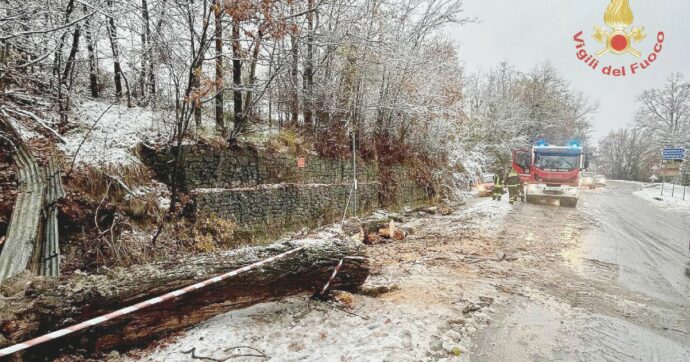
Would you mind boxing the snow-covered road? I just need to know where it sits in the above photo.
[135,182,690,361]
[471,181,690,361]
[136,199,512,362]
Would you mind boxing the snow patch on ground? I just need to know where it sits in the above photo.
[59,101,170,167]
[139,198,508,362]
[455,198,512,233]
[631,182,690,213]
[5,117,40,141]
[140,271,492,362]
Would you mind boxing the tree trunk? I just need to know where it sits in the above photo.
[214,6,224,134]
[193,73,202,127]
[84,7,99,98]
[52,0,76,79]
[303,0,315,128]
[61,25,81,90]
[231,18,243,136]
[192,2,212,128]
[0,239,369,358]
[243,30,263,123]
[138,0,152,101]
[106,1,123,99]
[290,30,299,126]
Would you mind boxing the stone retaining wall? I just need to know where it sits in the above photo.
[192,183,381,238]
[139,144,432,239]
[139,144,378,190]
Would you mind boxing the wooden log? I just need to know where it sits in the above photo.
[0,238,369,359]
[378,221,406,241]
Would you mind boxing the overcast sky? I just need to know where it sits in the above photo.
[450,0,690,141]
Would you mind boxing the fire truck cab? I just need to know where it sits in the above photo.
[512,139,588,207]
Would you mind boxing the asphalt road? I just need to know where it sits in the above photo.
[472,181,690,362]
[581,182,690,305]
[141,182,690,361]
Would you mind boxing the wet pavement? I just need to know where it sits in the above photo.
[581,182,690,304]
[471,181,690,361]
[140,182,689,362]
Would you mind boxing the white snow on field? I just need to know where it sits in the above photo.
[59,101,170,167]
[632,182,690,213]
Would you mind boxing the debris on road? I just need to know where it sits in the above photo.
[464,250,515,263]
[356,284,401,297]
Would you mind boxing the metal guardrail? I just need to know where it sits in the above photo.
[0,145,45,283]
[41,157,64,277]
[0,142,64,283]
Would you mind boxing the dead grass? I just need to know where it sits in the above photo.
[265,128,310,156]
[66,163,162,222]
[58,163,167,272]
[175,213,238,252]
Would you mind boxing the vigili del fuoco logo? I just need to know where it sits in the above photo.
[573,0,665,77]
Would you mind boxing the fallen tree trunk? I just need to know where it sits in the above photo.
[0,238,369,359]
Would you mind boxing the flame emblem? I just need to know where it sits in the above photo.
[593,0,646,57]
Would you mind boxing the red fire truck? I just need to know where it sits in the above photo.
[512,139,589,207]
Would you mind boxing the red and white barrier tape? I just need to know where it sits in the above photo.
[319,256,367,295]
[0,245,307,357]
[320,258,344,295]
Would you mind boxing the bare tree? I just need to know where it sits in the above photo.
[634,73,690,147]
[214,2,224,133]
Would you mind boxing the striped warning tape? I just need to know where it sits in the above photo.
[0,245,307,357]
[318,256,367,295]
[320,258,344,295]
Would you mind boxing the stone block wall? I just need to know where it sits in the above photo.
[139,144,432,239]
[139,144,378,190]
[192,183,382,237]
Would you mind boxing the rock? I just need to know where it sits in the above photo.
[441,335,465,356]
[399,226,416,235]
[357,284,400,297]
[443,329,463,342]
[495,251,506,261]
[106,350,120,360]
[287,341,306,352]
[332,290,355,309]
[0,270,35,297]
[440,207,452,215]
[478,296,494,306]
[462,302,482,315]
[365,233,384,245]
[441,337,455,352]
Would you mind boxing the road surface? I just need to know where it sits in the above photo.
[141,182,689,361]
[471,181,690,361]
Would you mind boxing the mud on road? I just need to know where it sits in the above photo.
[140,181,690,361]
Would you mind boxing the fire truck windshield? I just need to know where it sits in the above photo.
[534,154,579,171]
